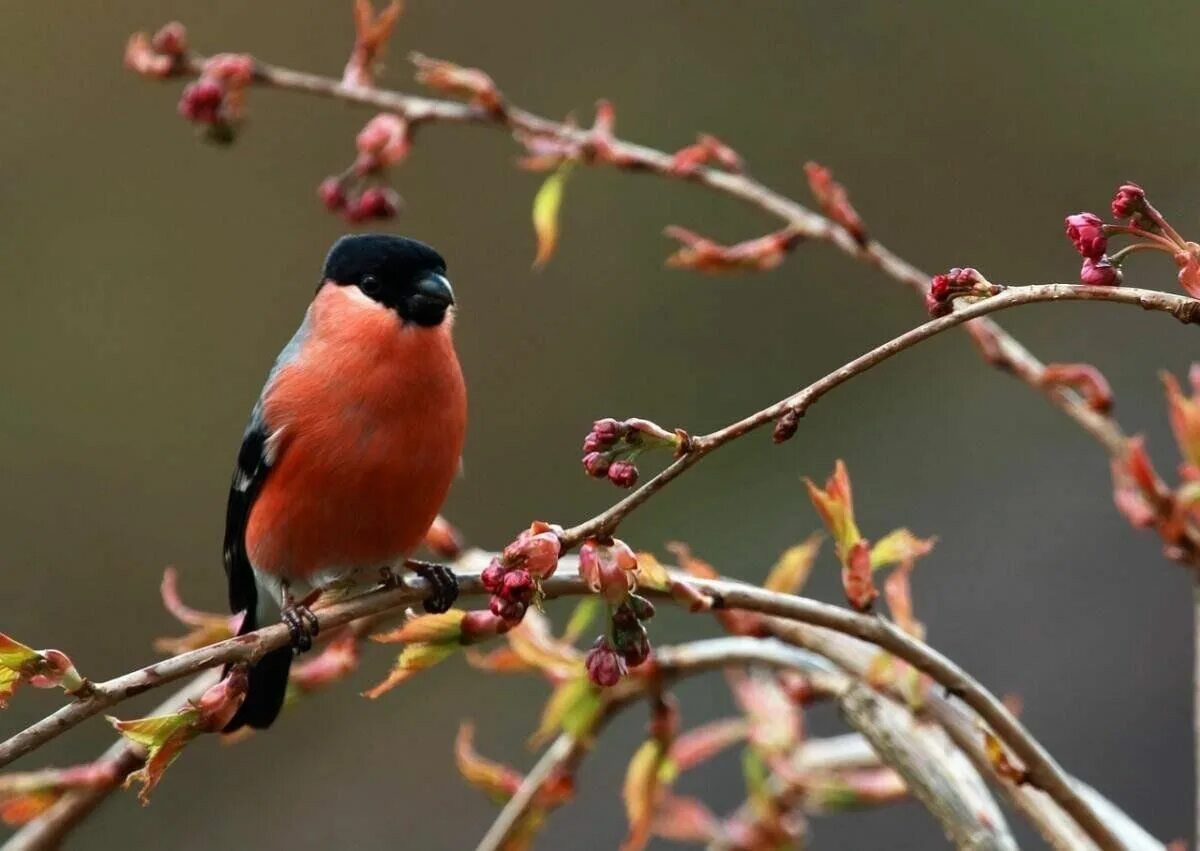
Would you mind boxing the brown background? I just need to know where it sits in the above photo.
[3,2,1200,848]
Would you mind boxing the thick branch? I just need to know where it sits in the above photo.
[763,616,1164,851]
[0,556,1126,850]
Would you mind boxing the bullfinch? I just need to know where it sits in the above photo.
[222,234,467,732]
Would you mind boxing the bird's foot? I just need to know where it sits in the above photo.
[282,604,320,654]
[408,560,459,614]
[378,566,402,589]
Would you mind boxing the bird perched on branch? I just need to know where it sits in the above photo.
[221,234,467,731]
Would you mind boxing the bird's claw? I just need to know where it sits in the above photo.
[282,604,320,654]
[409,561,459,614]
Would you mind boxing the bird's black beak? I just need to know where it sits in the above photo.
[406,272,455,326]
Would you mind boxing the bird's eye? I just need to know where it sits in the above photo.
[360,275,382,296]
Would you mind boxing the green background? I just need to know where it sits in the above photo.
[3,2,1199,847]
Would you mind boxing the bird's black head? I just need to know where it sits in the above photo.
[321,234,454,327]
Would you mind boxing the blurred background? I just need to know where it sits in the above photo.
[3,1,1200,847]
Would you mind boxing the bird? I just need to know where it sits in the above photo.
[221,234,467,732]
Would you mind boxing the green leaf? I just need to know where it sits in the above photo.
[531,162,573,269]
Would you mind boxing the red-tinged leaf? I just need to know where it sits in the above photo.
[0,791,59,825]
[455,722,523,802]
[289,633,360,694]
[155,567,238,655]
[504,609,582,679]
[633,551,672,591]
[1041,363,1114,414]
[870,529,935,572]
[764,533,823,594]
[728,670,801,756]
[882,563,923,640]
[531,162,573,269]
[0,635,84,697]
[804,460,862,560]
[423,514,464,559]
[669,718,748,773]
[622,738,668,851]
[529,676,601,748]
[193,670,248,732]
[0,634,41,673]
[465,646,531,675]
[343,0,402,89]
[0,669,20,709]
[410,52,502,112]
[652,794,721,843]
[108,709,200,804]
[983,729,1029,785]
[663,225,802,273]
[123,32,174,78]
[1177,243,1200,299]
[807,768,907,812]
[804,161,869,246]
[372,609,466,644]
[363,641,458,699]
[842,540,878,612]
[666,542,718,579]
[1164,369,1200,472]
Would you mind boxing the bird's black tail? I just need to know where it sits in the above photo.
[222,610,291,732]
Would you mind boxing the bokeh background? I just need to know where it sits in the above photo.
[4,2,1200,848]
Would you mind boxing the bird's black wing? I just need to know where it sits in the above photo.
[223,406,271,620]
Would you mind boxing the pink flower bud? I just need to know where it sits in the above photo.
[500,569,535,604]
[462,609,508,642]
[579,539,638,603]
[489,595,527,624]
[355,113,411,172]
[178,79,223,123]
[591,418,625,446]
[607,460,639,489]
[1065,213,1107,259]
[929,273,952,301]
[481,558,507,593]
[1111,183,1146,220]
[318,177,347,212]
[196,668,248,732]
[582,451,611,478]
[582,432,605,453]
[505,528,561,580]
[585,638,626,688]
[1080,256,1122,287]
[347,186,400,222]
[151,22,188,57]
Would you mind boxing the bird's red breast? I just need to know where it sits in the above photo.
[245,282,466,580]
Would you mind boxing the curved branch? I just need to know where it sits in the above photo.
[560,282,1199,545]
[165,44,1195,523]
[0,554,1127,850]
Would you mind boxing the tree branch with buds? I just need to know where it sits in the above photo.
[5,4,1197,850]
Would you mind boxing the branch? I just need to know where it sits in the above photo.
[479,639,1014,851]
[559,282,1200,547]
[761,616,1164,851]
[153,41,1199,544]
[835,683,1015,850]
[2,670,220,851]
[8,281,1188,771]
